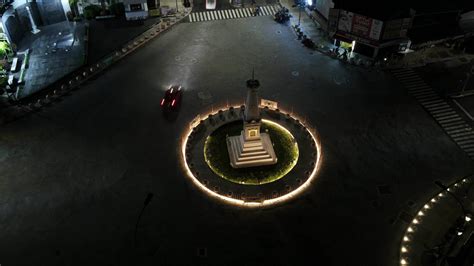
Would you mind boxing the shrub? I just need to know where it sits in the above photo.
[83,5,102,20]
[0,41,10,58]
[109,2,125,17]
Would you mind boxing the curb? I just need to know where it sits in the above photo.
[0,8,193,125]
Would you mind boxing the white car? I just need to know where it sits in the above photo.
[206,0,216,10]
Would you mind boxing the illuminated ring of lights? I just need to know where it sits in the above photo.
[398,177,471,265]
[180,105,323,207]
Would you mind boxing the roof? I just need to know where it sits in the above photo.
[333,0,473,20]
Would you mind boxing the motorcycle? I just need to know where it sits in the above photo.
[274,7,291,23]
[301,35,316,50]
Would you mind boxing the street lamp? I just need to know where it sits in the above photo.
[133,192,154,247]
[298,2,304,27]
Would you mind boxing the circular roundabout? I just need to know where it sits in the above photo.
[181,106,322,207]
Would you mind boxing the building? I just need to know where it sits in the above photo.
[123,0,148,20]
[313,0,471,58]
[1,0,71,49]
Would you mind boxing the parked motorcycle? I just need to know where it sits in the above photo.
[274,7,291,23]
[301,35,316,50]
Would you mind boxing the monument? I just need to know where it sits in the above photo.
[226,72,278,168]
[26,6,40,34]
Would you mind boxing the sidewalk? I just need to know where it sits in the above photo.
[279,0,377,66]
[279,0,332,52]
[278,0,474,70]
[384,46,474,69]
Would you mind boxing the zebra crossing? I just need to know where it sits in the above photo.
[391,68,474,160]
[189,5,280,23]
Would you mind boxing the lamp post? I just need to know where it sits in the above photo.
[298,3,303,26]
[133,193,154,248]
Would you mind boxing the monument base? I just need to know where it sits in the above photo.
[226,132,277,168]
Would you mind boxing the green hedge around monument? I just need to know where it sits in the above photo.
[204,120,299,185]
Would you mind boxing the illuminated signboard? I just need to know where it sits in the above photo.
[337,10,353,32]
[335,9,383,41]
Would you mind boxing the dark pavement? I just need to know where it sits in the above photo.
[0,16,473,266]
[87,17,162,63]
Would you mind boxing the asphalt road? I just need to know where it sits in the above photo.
[0,16,473,266]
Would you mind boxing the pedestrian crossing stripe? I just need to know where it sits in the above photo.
[398,76,422,81]
[448,127,472,134]
[433,113,457,119]
[458,139,474,145]
[416,95,440,100]
[409,87,431,92]
[440,120,465,127]
[433,111,456,117]
[424,102,449,108]
[451,131,474,138]
[436,114,461,121]
[405,83,428,89]
[408,84,430,89]
[404,81,427,86]
[189,5,280,23]
[395,72,418,77]
[411,88,434,94]
[427,103,451,109]
[454,134,474,140]
[445,124,469,131]
[461,143,474,149]
[413,92,436,98]
[439,117,462,124]
[431,108,454,115]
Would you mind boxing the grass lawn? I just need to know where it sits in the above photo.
[204,120,299,185]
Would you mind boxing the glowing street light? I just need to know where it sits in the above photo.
[465,215,472,222]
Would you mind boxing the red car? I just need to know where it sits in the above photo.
[161,85,183,110]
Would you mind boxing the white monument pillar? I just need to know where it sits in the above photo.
[226,72,277,168]
[26,5,41,34]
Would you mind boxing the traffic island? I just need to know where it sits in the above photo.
[204,120,299,185]
[181,106,321,207]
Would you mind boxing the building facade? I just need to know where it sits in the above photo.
[1,0,69,49]
[327,8,412,58]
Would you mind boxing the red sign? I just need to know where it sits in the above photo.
[352,14,373,38]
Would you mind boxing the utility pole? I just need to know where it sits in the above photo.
[298,3,302,26]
